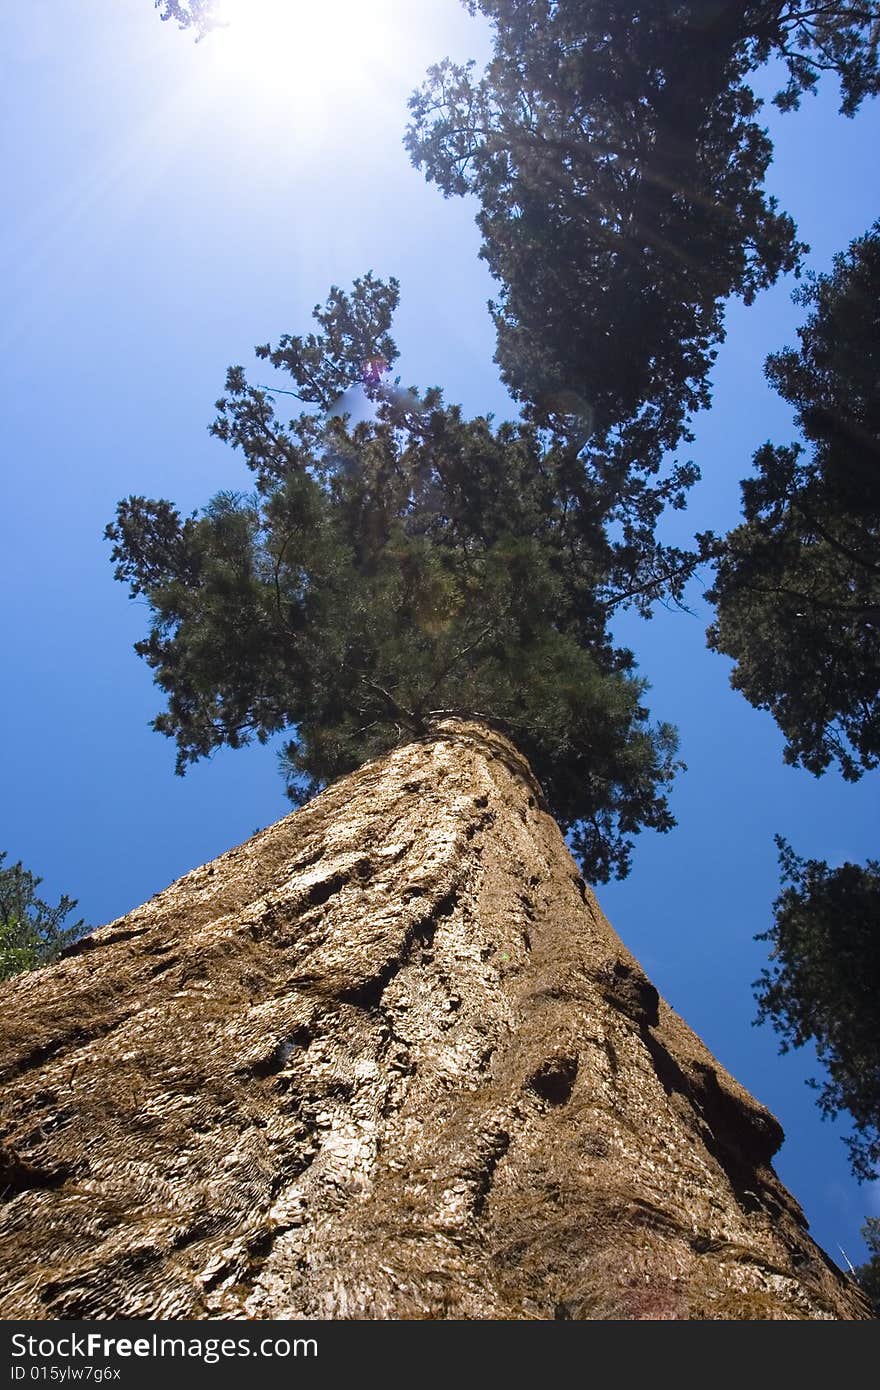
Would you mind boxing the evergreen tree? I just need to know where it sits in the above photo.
[754,2,880,115]
[710,227,880,1185]
[107,276,685,883]
[707,223,880,781]
[160,3,880,576]
[408,2,791,441]
[407,3,878,490]
[754,839,880,1182]
[0,853,88,982]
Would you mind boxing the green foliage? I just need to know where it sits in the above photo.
[752,3,880,117]
[0,852,88,983]
[754,839,880,1182]
[856,1217,880,1313]
[159,0,880,117]
[712,226,880,1187]
[107,277,686,882]
[707,223,880,780]
[253,271,400,412]
[407,4,878,486]
[407,0,809,457]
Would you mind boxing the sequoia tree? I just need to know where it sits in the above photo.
[107,276,693,884]
[0,720,871,1319]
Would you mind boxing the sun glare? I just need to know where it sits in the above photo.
[205,0,395,118]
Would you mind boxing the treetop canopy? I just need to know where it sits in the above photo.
[108,275,689,882]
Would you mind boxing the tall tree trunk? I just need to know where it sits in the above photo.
[0,721,869,1319]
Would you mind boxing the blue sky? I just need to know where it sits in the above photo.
[2,1,878,1270]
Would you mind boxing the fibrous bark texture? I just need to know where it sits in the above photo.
[0,721,869,1319]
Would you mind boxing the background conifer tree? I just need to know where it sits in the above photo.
[708,225,879,1185]
[0,853,87,982]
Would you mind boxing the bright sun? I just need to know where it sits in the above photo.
[205,0,395,114]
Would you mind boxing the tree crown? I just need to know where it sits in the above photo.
[107,276,687,881]
[407,3,879,474]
